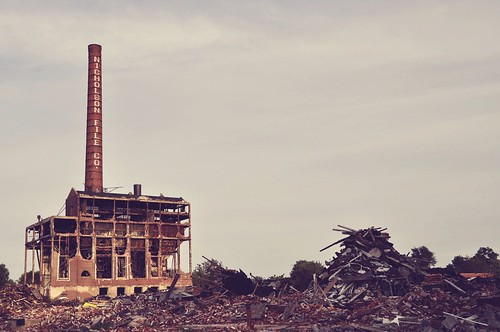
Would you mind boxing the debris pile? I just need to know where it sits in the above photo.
[0,284,44,319]
[194,256,256,295]
[316,226,467,308]
[194,256,288,297]
[308,225,500,329]
[1,285,498,331]
[0,225,498,331]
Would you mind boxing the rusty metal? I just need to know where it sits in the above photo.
[85,44,103,193]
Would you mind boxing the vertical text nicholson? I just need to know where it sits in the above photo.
[85,44,103,192]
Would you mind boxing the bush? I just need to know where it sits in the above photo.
[18,271,40,284]
[0,264,10,287]
[410,246,437,269]
[192,258,224,288]
[290,260,324,291]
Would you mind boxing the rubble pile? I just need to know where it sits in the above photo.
[0,285,497,331]
[317,226,461,307]
[0,225,498,331]
[309,225,500,329]
[345,286,500,330]
[0,284,43,319]
[0,291,369,331]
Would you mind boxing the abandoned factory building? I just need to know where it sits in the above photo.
[24,44,192,300]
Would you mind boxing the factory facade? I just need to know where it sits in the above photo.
[24,44,192,299]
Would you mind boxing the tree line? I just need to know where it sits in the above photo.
[1,246,499,289]
[192,246,500,292]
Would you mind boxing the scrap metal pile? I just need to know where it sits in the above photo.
[309,225,500,330]
[316,225,454,307]
[0,226,499,331]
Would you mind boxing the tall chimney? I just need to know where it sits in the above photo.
[84,44,103,192]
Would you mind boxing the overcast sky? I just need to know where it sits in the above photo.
[1,1,499,280]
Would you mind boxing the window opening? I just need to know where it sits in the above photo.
[96,256,112,279]
[115,223,127,236]
[130,224,145,236]
[150,257,159,277]
[161,224,179,237]
[162,255,173,277]
[54,218,77,233]
[161,239,177,255]
[149,239,159,256]
[80,236,92,259]
[94,199,114,219]
[148,224,159,237]
[115,238,127,255]
[131,239,146,278]
[58,255,69,279]
[131,251,146,278]
[117,257,126,278]
[95,222,113,236]
[80,221,93,235]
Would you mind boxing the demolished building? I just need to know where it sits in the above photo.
[6,225,498,330]
[23,44,192,300]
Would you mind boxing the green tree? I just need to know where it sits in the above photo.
[410,246,437,269]
[0,264,10,287]
[18,271,40,284]
[476,247,498,261]
[449,247,500,274]
[290,260,324,291]
[268,274,285,280]
[192,258,224,288]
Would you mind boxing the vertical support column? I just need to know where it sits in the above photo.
[24,229,28,284]
[85,44,103,192]
[50,227,55,286]
[31,240,35,284]
[188,205,192,274]
[177,239,181,272]
[176,208,180,272]
[39,240,44,285]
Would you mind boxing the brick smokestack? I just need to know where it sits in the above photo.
[84,44,103,192]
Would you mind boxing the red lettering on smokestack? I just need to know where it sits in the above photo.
[85,44,103,192]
